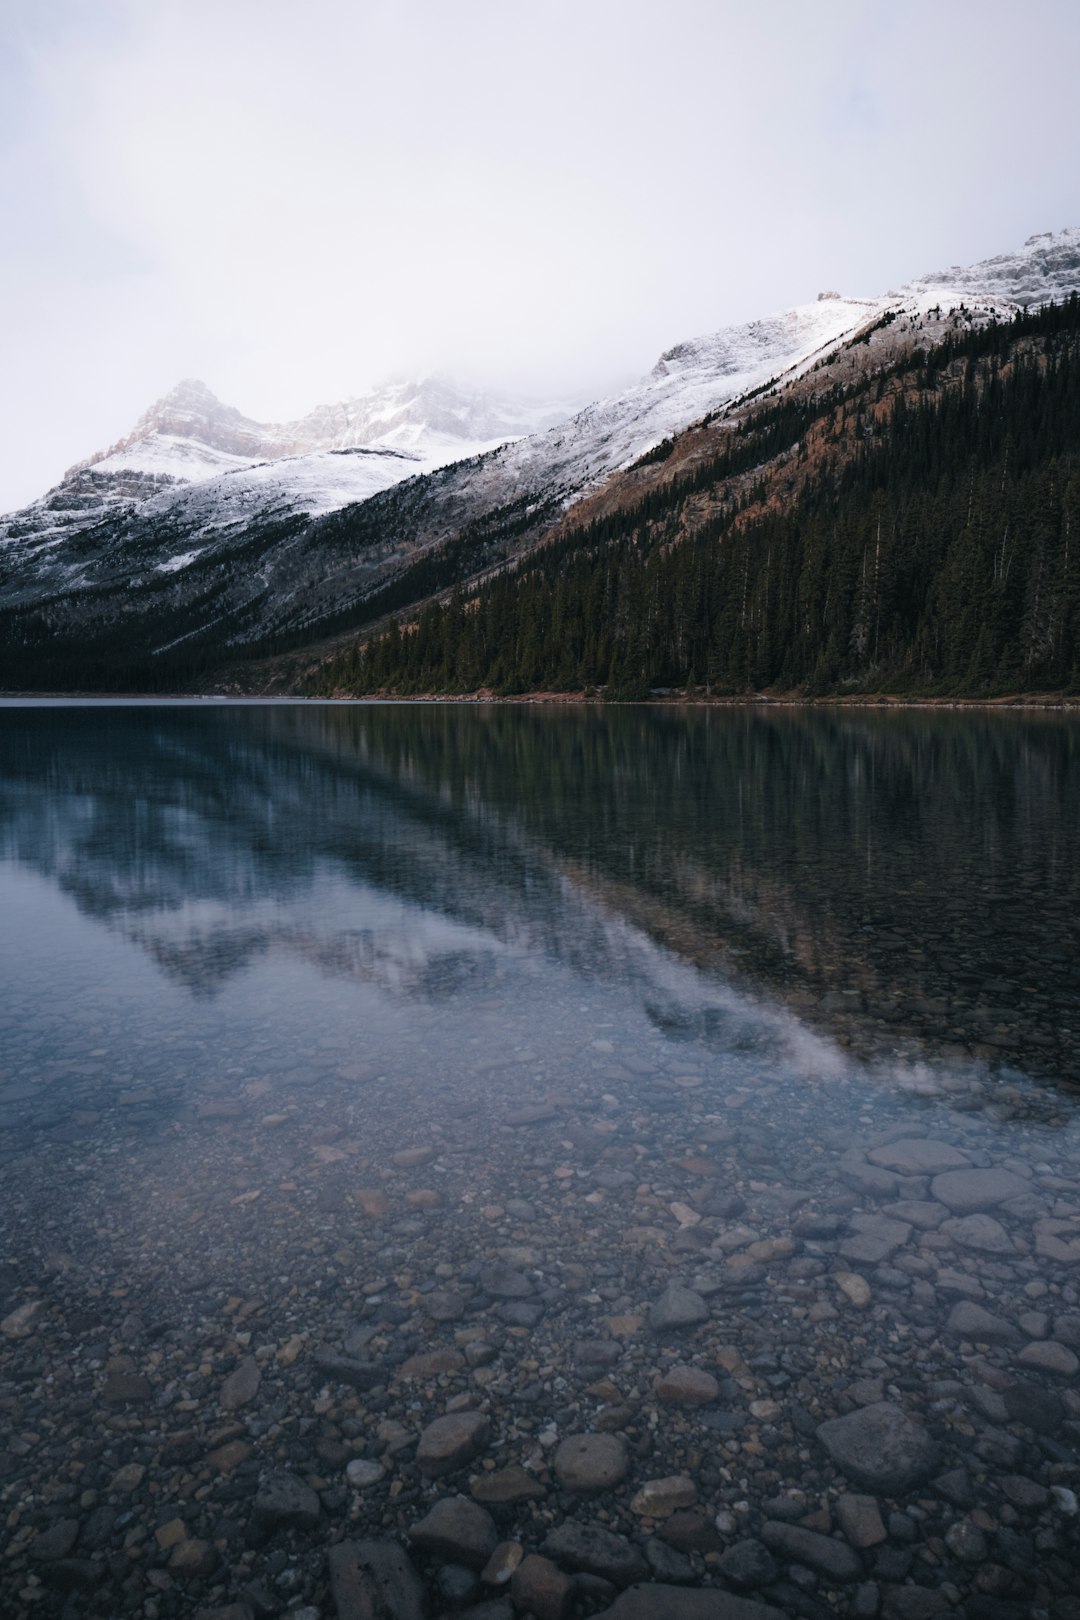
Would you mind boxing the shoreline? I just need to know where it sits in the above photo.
[3,689,1079,711]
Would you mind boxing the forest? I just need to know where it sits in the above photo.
[310,298,1080,700]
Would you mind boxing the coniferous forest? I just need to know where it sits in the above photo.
[309,300,1080,700]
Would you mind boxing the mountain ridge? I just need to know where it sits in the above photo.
[1,225,1078,693]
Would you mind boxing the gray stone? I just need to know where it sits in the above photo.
[759,1520,861,1581]
[881,1200,946,1230]
[479,1263,533,1298]
[30,1521,80,1562]
[816,1402,937,1494]
[655,1365,719,1405]
[880,1588,949,1620]
[867,1139,969,1175]
[643,1537,694,1583]
[220,1354,260,1411]
[553,1433,629,1493]
[409,1496,497,1569]
[944,1300,1019,1343]
[717,1538,779,1589]
[1052,1312,1080,1348]
[836,1493,887,1549]
[943,1519,988,1563]
[1016,1338,1079,1377]
[541,1522,648,1587]
[595,1587,785,1619]
[840,1214,911,1265]
[930,1167,1029,1212]
[417,1411,490,1479]
[648,1284,709,1333]
[940,1214,1014,1254]
[253,1471,320,1531]
[328,1539,425,1620]
[312,1346,383,1391]
[510,1554,572,1620]
[1001,1381,1065,1432]
[838,1158,901,1198]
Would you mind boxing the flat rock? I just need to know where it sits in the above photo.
[648,1284,709,1333]
[253,1470,321,1531]
[541,1521,648,1587]
[945,1301,1020,1344]
[313,1346,383,1390]
[1016,1339,1079,1377]
[629,1475,697,1517]
[328,1538,425,1620]
[409,1496,497,1569]
[553,1433,629,1493]
[471,1465,546,1504]
[940,1213,1014,1253]
[840,1213,912,1265]
[397,1349,466,1379]
[220,1354,260,1410]
[816,1402,937,1494]
[760,1520,861,1581]
[417,1412,491,1479]
[867,1139,969,1175]
[595,1587,785,1620]
[930,1167,1029,1213]
[479,1263,533,1298]
[655,1365,719,1406]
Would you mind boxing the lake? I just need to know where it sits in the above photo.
[2,700,1079,1617]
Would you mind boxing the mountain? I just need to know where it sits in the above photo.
[1,227,1079,693]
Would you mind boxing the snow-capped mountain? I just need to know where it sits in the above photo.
[1,226,1077,687]
[70,373,574,485]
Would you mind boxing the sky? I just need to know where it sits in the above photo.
[2,0,1079,514]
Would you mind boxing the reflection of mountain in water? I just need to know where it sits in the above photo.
[0,704,1077,1080]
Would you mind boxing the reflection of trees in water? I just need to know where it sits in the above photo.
[0,704,1076,1076]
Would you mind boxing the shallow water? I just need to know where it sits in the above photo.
[2,701,1079,1617]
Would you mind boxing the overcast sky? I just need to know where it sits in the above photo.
[2,0,1079,514]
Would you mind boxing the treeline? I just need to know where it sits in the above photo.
[310,300,1080,699]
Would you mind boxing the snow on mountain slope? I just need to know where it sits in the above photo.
[2,225,1078,680]
[69,374,572,489]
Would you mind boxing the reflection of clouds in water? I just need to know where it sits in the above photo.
[117,881,520,999]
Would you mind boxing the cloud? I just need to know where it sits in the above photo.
[2,0,1079,512]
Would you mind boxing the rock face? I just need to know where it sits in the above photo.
[817,1402,938,1493]
[553,1433,629,1493]
[416,1411,490,1478]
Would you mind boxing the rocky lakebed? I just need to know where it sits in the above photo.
[3,1027,1080,1620]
